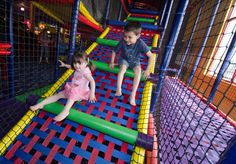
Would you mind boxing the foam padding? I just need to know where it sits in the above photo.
[105,28,154,46]
[92,60,146,81]
[89,45,149,71]
[127,17,155,23]
[3,111,134,163]
[36,99,139,145]
[96,38,152,50]
[108,20,163,31]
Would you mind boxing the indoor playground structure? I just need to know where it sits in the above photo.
[0,0,236,163]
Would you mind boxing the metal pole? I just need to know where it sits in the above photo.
[208,31,236,102]
[159,0,169,26]
[7,0,14,97]
[104,0,111,27]
[120,0,129,15]
[54,25,60,80]
[187,0,221,84]
[178,0,204,77]
[219,136,236,163]
[118,2,123,21]
[150,0,189,112]
[68,0,80,63]
[158,0,174,49]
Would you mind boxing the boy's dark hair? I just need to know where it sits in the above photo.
[71,52,95,72]
[124,21,142,35]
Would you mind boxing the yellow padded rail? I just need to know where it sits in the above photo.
[80,2,102,27]
[0,24,111,157]
[154,16,159,25]
[31,2,64,24]
[152,34,159,48]
[43,69,74,97]
[86,42,98,55]
[131,52,157,163]
[85,27,110,55]
[99,27,110,38]
[0,111,36,155]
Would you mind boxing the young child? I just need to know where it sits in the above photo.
[109,21,154,106]
[30,52,96,121]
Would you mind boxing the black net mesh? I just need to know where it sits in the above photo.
[159,0,236,163]
[0,0,95,140]
[0,0,235,163]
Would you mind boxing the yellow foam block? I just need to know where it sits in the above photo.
[43,69,74,97]
[0,111,36,155]
[130,147,145,164]
[99,27,110,39]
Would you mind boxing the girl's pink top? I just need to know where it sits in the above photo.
[63,67,91,101]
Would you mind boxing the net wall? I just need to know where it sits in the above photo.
[1,1,157,163]
[0,0,95,141]
[1,0,235,163]
[157,0,236,163]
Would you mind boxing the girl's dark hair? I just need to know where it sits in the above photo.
[71,52,95,72]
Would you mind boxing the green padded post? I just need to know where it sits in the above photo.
[96,38,118,47]
[127,17,155,23]
[41,100,138,145]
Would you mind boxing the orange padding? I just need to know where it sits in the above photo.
[146,113,158,164]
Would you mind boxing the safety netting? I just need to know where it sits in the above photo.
[1,0,236,163]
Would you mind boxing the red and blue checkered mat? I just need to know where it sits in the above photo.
[3,111,134,163]
[90,45,149,70]
[1,27,152,163]
[58,70,144,129]
[2,69,145,163]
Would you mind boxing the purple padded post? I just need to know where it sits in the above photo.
[26,95,40,106]
[136,133,154,151]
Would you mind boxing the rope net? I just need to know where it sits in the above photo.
[0,0,157,163]
[0,0,235,163]
[0,0,67,140]
[157,0,236,163]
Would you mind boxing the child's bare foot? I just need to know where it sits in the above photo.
[129,97,136,106]
[53,110,69,122]
[30,104,43,111]
[115,90,122,96]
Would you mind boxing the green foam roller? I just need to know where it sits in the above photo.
[127,17,155,23]
[41,100,138,144]
[96,38,152,50]
[92,60,146,81]
[96,38,118,47]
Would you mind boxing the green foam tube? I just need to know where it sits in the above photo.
[96,38,118,47]
[92,60,146,81]
[41,101,138,145]
[96,38,152,50]
[127,17,155,23]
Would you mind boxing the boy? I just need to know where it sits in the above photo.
[109,21,154,106]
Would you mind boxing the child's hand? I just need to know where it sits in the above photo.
[58,60,65,67]
[143,69,150,79]
[89,94,96,103]
[109,62,115,70]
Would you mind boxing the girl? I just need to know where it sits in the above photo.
[30,53,96,122]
